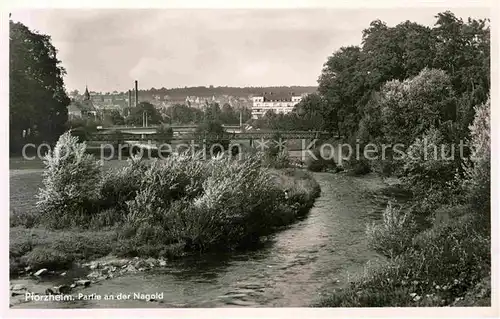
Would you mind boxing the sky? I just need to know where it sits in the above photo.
[11,7,491,93]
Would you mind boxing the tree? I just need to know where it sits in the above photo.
[125,102,163,126]
[10,20,70,152]
[221,103,238,124]
[194,120,229,155]
[205,102,222,122]
[464,97,490,213]
[379,68,457,146]
[432,11,490,137]
[361,20,437,85]
[69,89,79,98]
[317,12,489,143]
[318,46,367,136]
[156,124,173,144]
[108,110,125,125]
[293,93,327,131]
[168,104,202,124]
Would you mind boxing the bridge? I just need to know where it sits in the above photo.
[97,124,244,134]
[89,131,333,142]
[87,126,337,156]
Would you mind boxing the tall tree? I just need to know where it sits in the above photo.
[125,102,163,126]
[318,46,366,136]
[432,11,490,136]
[380,68,456,146]
[10,20,70,152]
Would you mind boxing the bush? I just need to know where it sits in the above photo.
[463,97,490,214]
[306,148,337,172]
[20,246,74,270]
[36,132,103,229]
[402,128,458,200]
[343,157,371,176]
[380,68,457,146]
[194,120,229,156]
[99,157,146,211]
[10,226,117,273]
[264,149,291,169]
[319,213,490,307]
[29,138,321,262]
[108,129,124,151]
[10,210,40,228]
[156,124,173,145]
[119,154,320,253]
[366,202,417,258]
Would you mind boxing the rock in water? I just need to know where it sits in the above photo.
[11,284,26,291]
[89,262,100,270]
[53,285,71,294]
[76,279,91,287]
[11,290,25,296]
[125,264,137,273]
[34,268,48,277]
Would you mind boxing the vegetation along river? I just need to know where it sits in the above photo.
[12,168,402,308]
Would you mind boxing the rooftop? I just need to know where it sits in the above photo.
[259,92,299,102]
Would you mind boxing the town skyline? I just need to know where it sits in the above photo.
[11,7,490,93]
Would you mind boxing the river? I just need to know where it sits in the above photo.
[12,171,397,308]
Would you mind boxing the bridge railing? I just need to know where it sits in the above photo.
[97,124,243,131]
[88,131,334,142]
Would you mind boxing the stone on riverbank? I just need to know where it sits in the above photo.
[76,279,91,287]
[45,285,71,295]
[34,268,48,277]
[11,284,26,291]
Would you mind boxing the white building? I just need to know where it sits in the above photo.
[251,92,303,119]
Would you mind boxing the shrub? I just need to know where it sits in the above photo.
[20,246,74,270]
[194,120,229,156]
[10,210,40,228]
[463,97,490,214]
[119,154,320,253]
[343,157,371,176]
[264,149,291,169]
[402,128,458,201]
[380,68,457,146]
[99,155,147,211]
[156,124,173,145]
[10,227,118,274]
[366,201,417,258]
[306,148,337,172]
[36,132,103,229]
[186,155,282,248]
[320,213,490,307]
[108,129,124,151]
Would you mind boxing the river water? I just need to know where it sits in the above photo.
[13,172,395,308]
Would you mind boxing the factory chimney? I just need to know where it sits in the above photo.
[135,80,139,107]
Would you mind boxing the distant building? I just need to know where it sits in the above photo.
[67,86,97,120]
[67,103,82,119]
[251,92,303,119]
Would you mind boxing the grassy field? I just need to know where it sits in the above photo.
[9,157,130,213]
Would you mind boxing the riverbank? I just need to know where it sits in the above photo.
[9,165,320,308]
[316,183,491,307]
[11,172,397,308]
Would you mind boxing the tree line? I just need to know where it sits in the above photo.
[10,20,70,153]
[260,11,489,140]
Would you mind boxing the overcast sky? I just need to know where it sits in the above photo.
[11,8,490,93]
